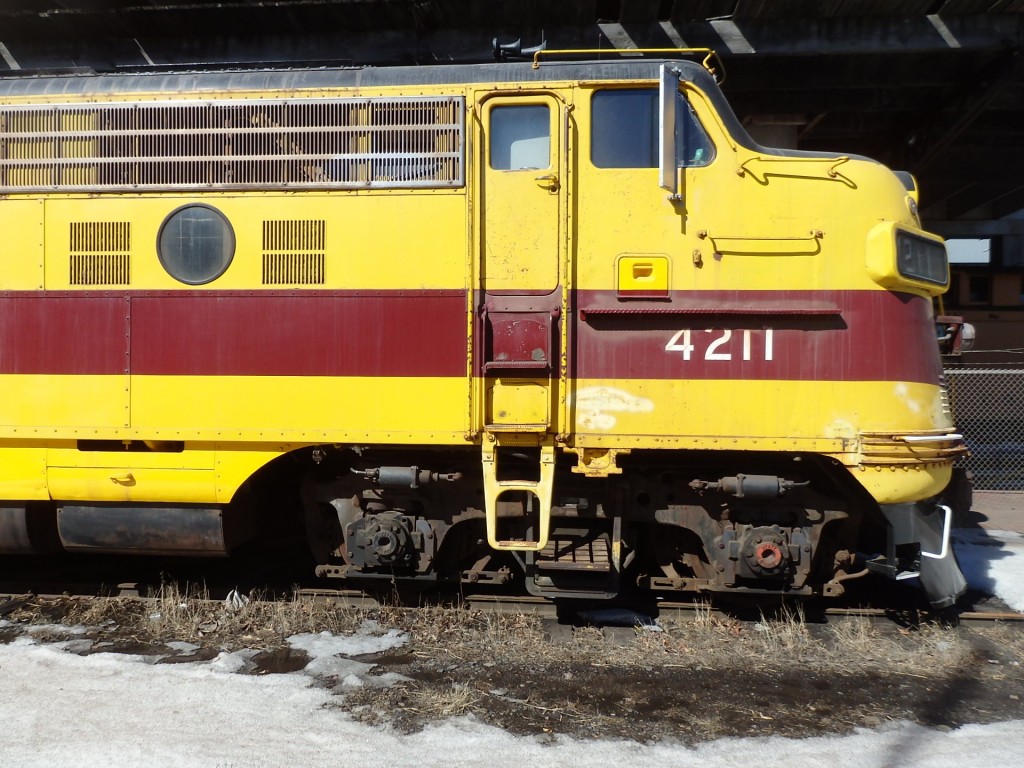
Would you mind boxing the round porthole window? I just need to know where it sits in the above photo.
[157,204,235,285]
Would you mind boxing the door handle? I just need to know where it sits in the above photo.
[534,173,560,192]
[110,472,136,486]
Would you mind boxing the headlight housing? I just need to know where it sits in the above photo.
[866,222,949,297]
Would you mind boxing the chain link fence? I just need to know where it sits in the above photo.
[945,365,1024,491]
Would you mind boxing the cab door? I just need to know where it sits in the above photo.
[475,92,568,551]
[480,95,562,294]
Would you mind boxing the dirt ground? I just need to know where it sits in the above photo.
[337,609,1024,743]
[344,634,1024,743]
[2,591,1023,745]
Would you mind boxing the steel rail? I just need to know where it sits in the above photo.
[1,582,1021,628]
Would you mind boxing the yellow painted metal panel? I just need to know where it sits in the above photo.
[5,374,946,455]
[42,447,350,505]
[0,375,128,430]
[569,378,952,447]
[0,446,48,499]
[0,199,44,289]
[851,462,953,506]
[47,466,215,503]
[213,447,297,504]
[37,445,299,505]
[0,374,468,444]
[486,378,550,429]
[130,375,469,442]
[568,377,954,504]
[571,83,927,296]
[42,192,467,291]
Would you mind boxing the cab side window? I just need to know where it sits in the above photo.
[591,88,714,169]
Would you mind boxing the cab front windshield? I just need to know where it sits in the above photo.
[591,88,714,169]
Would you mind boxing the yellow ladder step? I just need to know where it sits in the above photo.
[481,437,554,552]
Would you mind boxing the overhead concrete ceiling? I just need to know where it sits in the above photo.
[2,0,1023,232]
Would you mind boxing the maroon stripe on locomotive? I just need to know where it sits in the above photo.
[0,291,467,378]
[0,295,129,375]
[574,289,943,385]
[0,289,942,384]
[130,292,468,377]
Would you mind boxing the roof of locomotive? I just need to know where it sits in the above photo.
[0,59,718,96]
[0,58,870,165]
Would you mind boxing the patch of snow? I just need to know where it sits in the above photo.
[303,653,375,680]
[165,640,200,655]
[50,638,95,654]
[208,650,256,674]
[24,623,88,636]
[954,528,1024,611]
[286,623,410,686]
[287,620,408,659]
[2,636,1022,767]
[342,673,365,688]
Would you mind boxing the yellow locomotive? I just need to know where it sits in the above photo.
[0,52,966,606]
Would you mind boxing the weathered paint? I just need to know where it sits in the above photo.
[573,386,655,431]
[0,288,937,383]
[0,62,956,513]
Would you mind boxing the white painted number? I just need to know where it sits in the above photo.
[664,328,774,362]
[705,329,732,360]
[664,329,695,360]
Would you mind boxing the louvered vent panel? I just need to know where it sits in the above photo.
[0,97,464,192]
[262,219,326,285]
[69,221,131,285]
[262,253,326,286]
[938,373,953,419]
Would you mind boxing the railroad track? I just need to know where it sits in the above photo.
[2,581,1021,630]
[292,588,1024,627]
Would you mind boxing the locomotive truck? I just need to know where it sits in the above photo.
[0,51,966,607]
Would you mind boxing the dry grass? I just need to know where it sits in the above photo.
[381,601,1015,678]
[11,586,1019,680]
[8,586,1023,743]
[751,605,811,655]
[407,681,479,718]
[386,605,553,662]
[369,600,980,677]
[826,610,877,649]
[59,582,367,650]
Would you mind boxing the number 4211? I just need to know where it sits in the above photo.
[664,329,774,362]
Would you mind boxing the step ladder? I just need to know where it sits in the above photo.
[481,436,554,552]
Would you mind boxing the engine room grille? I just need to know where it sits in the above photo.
[262,219,326,285]
[0,97,464,192]
[69,221,131,285]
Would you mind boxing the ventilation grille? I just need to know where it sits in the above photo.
[938,373,953,419]
[262,219,326,285]
[69,221,130,285]
[0,97,464,192]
